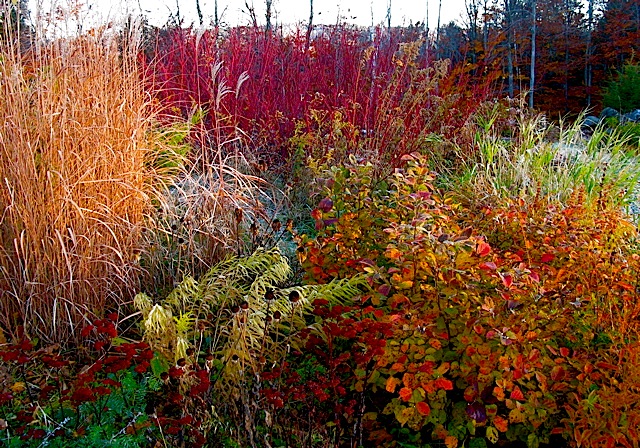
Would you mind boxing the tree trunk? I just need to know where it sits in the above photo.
[436,0,442,58]
[529,0,536,108]
[584,0,594,106]
[505,0,514,98]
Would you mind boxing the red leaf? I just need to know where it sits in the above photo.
[559,347,570,357]
[550,365,565,382]
[418,361,435,374]
[540,253,555,263]
[317,197,333,212]
[501,275,513,288]
[595,362,618,371]
[479,261,497,271]
[310,208,322,220]
[476,242,492,257]
[416,401,431,416]
[510,386,524,401]
[529,271,540,283]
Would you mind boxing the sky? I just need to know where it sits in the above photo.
[28,0,469,31]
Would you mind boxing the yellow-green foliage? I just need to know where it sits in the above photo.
[135,247,368,395]
[0,32,160,344]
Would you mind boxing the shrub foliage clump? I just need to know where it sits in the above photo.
[289,153,640,447]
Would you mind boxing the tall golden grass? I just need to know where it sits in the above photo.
[0,27,157,343]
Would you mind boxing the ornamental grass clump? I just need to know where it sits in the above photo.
[0,27,159,344]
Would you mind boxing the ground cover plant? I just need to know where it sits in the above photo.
[2,4,640,447]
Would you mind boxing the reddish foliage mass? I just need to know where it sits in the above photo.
[140,25,495,166]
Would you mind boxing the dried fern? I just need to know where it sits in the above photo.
[134,247,368,395]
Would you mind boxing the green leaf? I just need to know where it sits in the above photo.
[150,352,169,377]
[469,438,488,448]
[527,434,540,448]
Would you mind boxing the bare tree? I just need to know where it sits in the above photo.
[465,0,481,65]
[306,0,313,50]
[245,1,258,27]
[386,0,391,32]
[195,0,203,25]
[266,0,273,31]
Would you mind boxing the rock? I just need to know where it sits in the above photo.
[622,109,640,123]
[581,115,600,131]
[599,107,620,121]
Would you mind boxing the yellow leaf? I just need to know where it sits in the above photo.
[486,426,499,444]
[11,382,25,393]
[386,247,403,260]
[394,405,414,426]
[509,407,525,423]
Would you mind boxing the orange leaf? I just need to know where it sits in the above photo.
[416,401,431,416]
[386,376,402,393]
[494,415,509,432]
[403,373,417,388]
[445,435,458,448]
[422,380,436,394]
[399,387,413,402]
[435,377,454,391]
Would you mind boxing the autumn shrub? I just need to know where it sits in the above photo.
[287,153,640,447]
[142,25,495,172]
